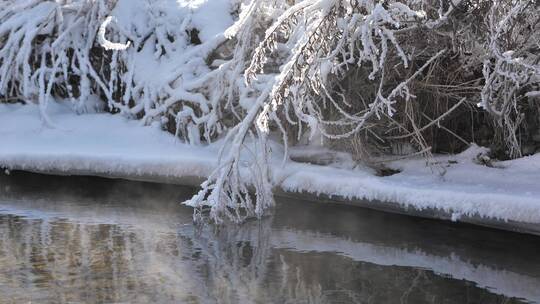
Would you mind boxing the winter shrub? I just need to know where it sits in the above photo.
[0,0,538,222]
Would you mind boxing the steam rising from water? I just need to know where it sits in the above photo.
[0,172,538,303]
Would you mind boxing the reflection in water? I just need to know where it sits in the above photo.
[0,172,538,303]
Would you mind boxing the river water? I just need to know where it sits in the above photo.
[0,172,539,304]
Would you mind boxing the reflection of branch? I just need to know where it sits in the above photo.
[399,270,425,304]
[189,218,274,301]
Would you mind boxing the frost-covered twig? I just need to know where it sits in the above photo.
[97,16,130,51]
[479,0,540,157]
[185,0,461,222]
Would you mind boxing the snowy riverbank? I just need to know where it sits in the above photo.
[1,102,540,233]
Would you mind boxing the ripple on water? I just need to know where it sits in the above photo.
[0,172,538,304]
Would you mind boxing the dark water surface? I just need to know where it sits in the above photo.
[0,172,539,304]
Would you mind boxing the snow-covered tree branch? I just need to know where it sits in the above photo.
[0,0,538,223]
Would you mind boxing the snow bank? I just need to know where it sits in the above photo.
[278,149,540,224]
[0,102,216,181]
[1,103,540,227]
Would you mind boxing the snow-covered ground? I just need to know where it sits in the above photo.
[1,102,540,227]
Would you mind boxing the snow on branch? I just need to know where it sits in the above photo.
[186,0,473,223]
[97,16,130,51]
[0,0,538,223]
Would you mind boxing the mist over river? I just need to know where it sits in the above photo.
[0,172,539,304]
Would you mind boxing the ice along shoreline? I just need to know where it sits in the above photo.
[1,102,539,236]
